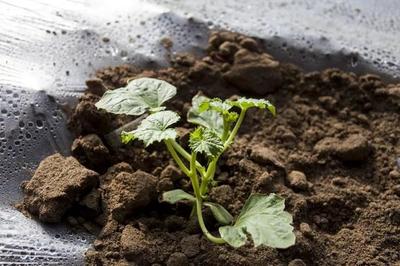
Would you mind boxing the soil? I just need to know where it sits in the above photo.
[17,31,400,266]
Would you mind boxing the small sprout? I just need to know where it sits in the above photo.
[96,78,295,248]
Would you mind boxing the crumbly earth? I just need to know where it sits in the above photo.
[19,31,400,265]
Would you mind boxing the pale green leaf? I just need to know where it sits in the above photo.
[189,127,224,158]
[228,98,276,116]
[162,189,195,204]
[219,193,295,248]
[187,94,224,136]
[204,202,234,225]
[123,110,180,147]
[95,77,177,115]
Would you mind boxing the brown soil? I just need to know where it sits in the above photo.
[17,31,400,266]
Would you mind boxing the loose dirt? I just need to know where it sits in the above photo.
[18,31,400,266]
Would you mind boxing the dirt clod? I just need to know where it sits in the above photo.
[19,153,98,222]
[180,235,200,258]
[288,259,307,266]
[287,170,309,191]
[314,134,371,162]
[223,49,282,95]
[102,170,157,221]
[336,134,371,161]
[166,252,189,266]
[120,225,151,262]
[72,134,110,170]
[250,145,285,170]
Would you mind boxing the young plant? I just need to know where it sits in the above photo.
[96,77,295,248]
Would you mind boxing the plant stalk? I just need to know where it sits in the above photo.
[171,140,205,176]
[164,140,191,177]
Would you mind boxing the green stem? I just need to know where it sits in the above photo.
[190,152,200,193]
[200,159,217,196]
[189,151,225,244]
[171,140,205,176]
[221,118,229,142]
[223,109,247,150]
[164,140,191,177]
[195,197,226,244]
[199,109,247,196]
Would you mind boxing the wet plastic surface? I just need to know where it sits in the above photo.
[0,0,399,264]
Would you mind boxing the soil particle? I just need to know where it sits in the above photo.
[160,164,184,182]
[99,162,133,188]
[180,234,200,258]
[71,134,110,170]
[250,145,285,170]
[288,259,307,266]
[102,170,157,221]
[79,188,101,216]
[287,171,309,191]
[85,78,107,96]
[314,134,371,162]
[19,153,98,222]
[166,252,189,266]
[223,48,282,95]
[120,225,151,262]
[209,185,234,207]
[336,134,371,161]
[157,178,174,193]
[68,93,121,136]
[299,222,313,238]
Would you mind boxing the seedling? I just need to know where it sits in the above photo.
[96,78,295,248]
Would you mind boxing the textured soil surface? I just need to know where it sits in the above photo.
[18,32,400,266]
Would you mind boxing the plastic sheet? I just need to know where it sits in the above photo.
[0,0,399,264]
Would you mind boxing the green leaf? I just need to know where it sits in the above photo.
[187,94,224,136]
[121,131,136,144]
[219,193,295,248]
[95,77,177,115]
[204,202,234,225]
[122,110,180,147]
[228,98,276,116]
[189,127,224,158]
[199,98,233,114]
[200,98,238,123]
[162,189,195,204]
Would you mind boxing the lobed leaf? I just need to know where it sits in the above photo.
[162,189,195,204]
[187,94,224,136]
[189,127,224,158]
[204,202,234,225]
[219,193,295,248]
[121,110,180,147]
[228,97,276,116]
[199,98,233,114]
[95,77,177,116]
